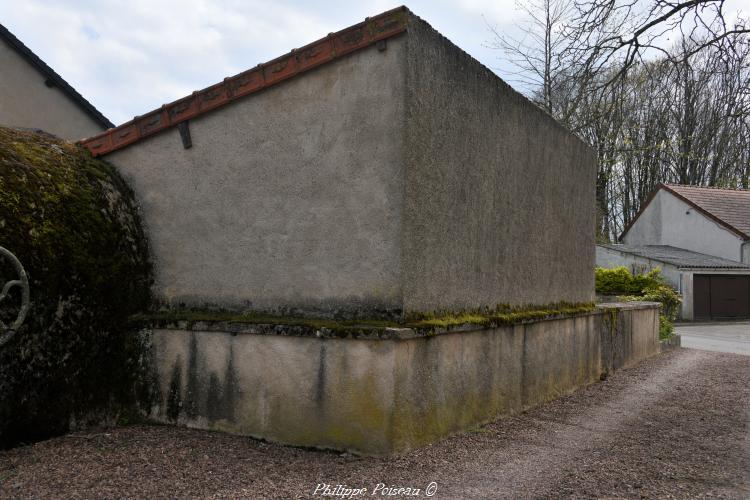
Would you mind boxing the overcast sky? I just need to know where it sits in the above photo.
[1,1,746,126]
[0,0,529,125]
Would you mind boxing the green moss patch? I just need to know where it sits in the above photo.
[404,302,597,329]
[137,310,398,333]
[137,302,597,337]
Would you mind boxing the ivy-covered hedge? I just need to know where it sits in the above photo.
[595,266,681,339]
[0,127,152,448]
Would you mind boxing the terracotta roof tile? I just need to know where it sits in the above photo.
[78,6,409,156]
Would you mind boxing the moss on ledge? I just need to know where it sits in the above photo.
[405,302,597,329]
[135,310,398,333]
[135,302,597,338]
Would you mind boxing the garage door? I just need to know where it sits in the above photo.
[694,275,750,319]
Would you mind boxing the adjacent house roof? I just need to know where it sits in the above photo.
[621,184,750,241]
[78,6,408,157]
[0,22,114,130]
[600,244,750,270]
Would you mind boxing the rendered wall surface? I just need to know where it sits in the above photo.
[0,39,105,140]
[106,37,408,318]
[400,17,597,311]
[624,190,744,263]
[104,12,597,317]
[145,303,660,455]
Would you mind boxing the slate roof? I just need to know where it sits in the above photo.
[78,6,408,156]
[0,23,114,130]
[600,244,750,270]
[621,184,750,241]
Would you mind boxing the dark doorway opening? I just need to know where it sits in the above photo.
[694,275,750,319]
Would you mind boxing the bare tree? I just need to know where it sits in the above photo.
[490,0,750,241]
[487,0,578,113]
[565,0,750,85]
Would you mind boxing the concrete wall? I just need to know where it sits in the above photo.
[145,303,660,455]
[0,38,105,140]
[104,13,596,317]
[624,190,744,263]
[400,17,597,311]
[107,38,408,318]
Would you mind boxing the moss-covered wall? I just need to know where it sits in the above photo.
[0,127,152,448]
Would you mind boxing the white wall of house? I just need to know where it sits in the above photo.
[623,189,745,263]
[0,38,105,141]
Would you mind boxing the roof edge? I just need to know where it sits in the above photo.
[78,6,409,156]
[598,244,750,270]
[0,22,114,130]
[619,184,750,241]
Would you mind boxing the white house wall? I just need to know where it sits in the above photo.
[0,38,105,141]
[624,190,744,263]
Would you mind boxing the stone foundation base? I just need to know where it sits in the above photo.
[144,303,660,455]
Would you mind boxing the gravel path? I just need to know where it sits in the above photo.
[1,348,748,499]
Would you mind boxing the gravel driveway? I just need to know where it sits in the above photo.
[1,348,748,499]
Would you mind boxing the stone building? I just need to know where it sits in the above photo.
[0,23,112,140]
[81,7,596,319]
[73,7,651,456]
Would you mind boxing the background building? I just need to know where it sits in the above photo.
[0,23,112,141]
[598,184,750,320]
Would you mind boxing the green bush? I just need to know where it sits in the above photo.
[595,266,663,295]
[595,266,681,340]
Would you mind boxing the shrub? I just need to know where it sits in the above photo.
[595,266,663,295]
[595,266,681,340]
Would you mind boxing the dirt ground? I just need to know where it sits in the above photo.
[1,347,748,499]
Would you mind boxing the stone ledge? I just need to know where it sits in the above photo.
[597,301,662,311]
[141,308,609,340]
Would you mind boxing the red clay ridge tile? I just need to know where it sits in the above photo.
[78,6,409,156]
